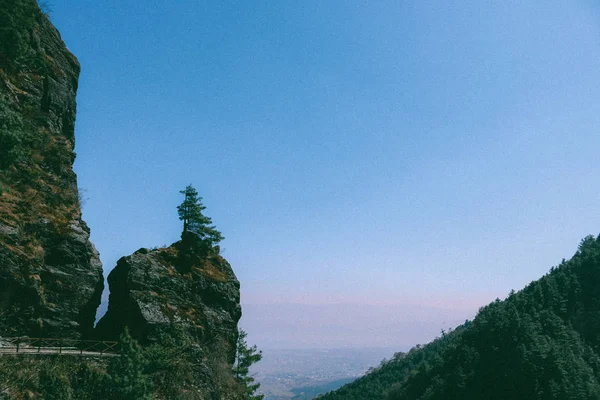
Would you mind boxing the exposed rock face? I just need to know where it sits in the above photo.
[0,0,104,339]
[96,242,242,364]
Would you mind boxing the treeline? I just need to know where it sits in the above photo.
[320,234,600,400]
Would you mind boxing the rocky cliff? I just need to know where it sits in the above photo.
[96,240,242,365]
[0,0,104,339]
[0,3,247,397]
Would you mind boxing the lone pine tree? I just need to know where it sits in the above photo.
[177,185,223,247]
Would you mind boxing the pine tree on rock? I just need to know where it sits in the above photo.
[177,185,223,251]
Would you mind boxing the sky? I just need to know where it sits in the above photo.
[49,1,600,348]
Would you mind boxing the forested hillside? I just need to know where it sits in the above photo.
[320,234,600,400]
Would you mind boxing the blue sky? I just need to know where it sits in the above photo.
[50,1,600,346]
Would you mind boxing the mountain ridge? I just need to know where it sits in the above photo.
[320,234,600,400]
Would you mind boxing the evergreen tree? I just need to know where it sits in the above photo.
[107,328,151,400]
[234,329,264,400]
[177,184,223,247]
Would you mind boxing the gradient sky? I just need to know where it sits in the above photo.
[49,1,600,347]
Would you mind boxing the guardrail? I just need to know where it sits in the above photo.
[0,337,119,357]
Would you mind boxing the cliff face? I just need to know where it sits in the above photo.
[0,3,247,397]
[96,242,242,364]
[0,0,103,339]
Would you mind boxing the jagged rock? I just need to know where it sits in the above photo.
[0,0,103,339]
[96,243,242,364]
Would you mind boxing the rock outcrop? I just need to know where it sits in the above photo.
[0,3,247,398]
[96,241,242,364]
[0,0,103,339]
